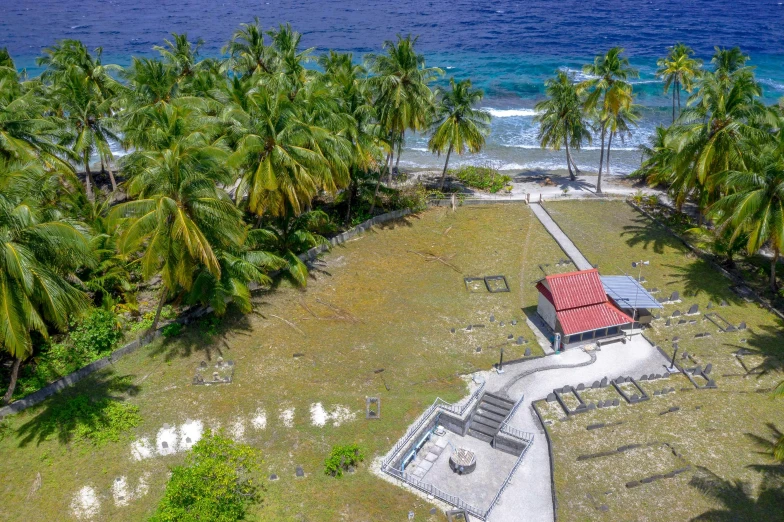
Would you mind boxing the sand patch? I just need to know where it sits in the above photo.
[279,408,295,428]
[70,486,100,520]
[130,438,154,461]
[156,425,178,455]
[329,405,356,427]
[310,403,327,427]
[178,419,203,450]
[251,408,267,429]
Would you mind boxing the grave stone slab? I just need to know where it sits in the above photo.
[672,310,681,317]
[665,319,671,327]
[425,452,439,463]
[576,383,585,391]
[612,399,620,406]
[269,474,278,481]
[671,291,680,301]
[688,304,699,314]
[546,393,557,402]
[435,438,449,449]
[600,377,608,387]
[476,346,482,353]
[704,363,712,375]
[592,381,600,389]
[296,466,304,478]
[524,347,532,356]
[512,320,517,325]
[738,322,747,330]
[490,314,495,322]
[720,300,728,307]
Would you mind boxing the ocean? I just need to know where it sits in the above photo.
[4,0,784,175]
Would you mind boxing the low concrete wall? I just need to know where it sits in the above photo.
[0,208,414,419]
[493,432,529,457]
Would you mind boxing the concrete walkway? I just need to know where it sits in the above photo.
[529,203,593,271]
[485,336,671,522]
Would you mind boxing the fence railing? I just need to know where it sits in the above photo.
[381,378,485,471]
[497,393,533,441]
[384,466,486,520]
[484,434,535,519]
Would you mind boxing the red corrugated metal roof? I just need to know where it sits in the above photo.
[557,303,633,335]
[544,269,606,311]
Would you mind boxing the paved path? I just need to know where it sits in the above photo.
[529,203,593,270]
[485,336,671,522]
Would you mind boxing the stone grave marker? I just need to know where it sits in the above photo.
[688,304,699,314]
[600,377,608,387]
[704,363,712,375]
[269,474,278,481]
[612,399,620,407]
[524,347,532,356]
[296,466,304,478]
[720,300,728,307]
[592,381,600,389]
[546,393,557,402]
[738,322,747,330]
[671,291,680,301]
[366,397,381,419]
[490,314,495,322]
[672,310,681,317]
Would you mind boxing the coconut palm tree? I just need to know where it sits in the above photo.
[428,78,490,189]
[712,46,751,79]
[223,18,279,77]
[112,104,245,332]
[367,35,442,177]
[225,83,351,218]
[604,92,641,177]
[710,148,784,291]
[535,71,591,181]
[37,39,121,101]
[319,51,383,224]
[255,210,330,285]
[0,159,93,403]
[154,33,205,83]
[52,67,121,199]
[673,69,769,217]
[582,47,639,193]
[656,43,702,122]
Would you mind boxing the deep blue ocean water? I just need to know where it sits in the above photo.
[4,0,784,173]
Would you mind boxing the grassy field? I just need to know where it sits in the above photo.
[541,200,784,521]
[0,203,567,522]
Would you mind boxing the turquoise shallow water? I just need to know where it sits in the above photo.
[5,0,784,174]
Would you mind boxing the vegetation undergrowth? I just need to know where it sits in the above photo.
[449,165,511,193]
[33,394,141,446]
[324,443,365,478]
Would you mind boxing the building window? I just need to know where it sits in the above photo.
[595,328,607,338]
[608,326,619,335]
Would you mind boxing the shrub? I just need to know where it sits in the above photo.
[324,443,364,478]
[150,431,262,522]
[35,394,141,446]
[129,311,155,334]
[70,309,123,356]
[450,165,511,193]
[162,322,183,338]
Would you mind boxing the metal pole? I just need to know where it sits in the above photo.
[670,345,679,369]
[498,348,504,374]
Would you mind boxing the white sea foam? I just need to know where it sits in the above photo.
[483,108,538,118]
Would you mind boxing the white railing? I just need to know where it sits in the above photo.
[384,466,485,519]
[497,394,535,442]
[485,435,535,519]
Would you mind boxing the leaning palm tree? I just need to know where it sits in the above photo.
[0,160,93,403]
[604,93,641,177]
[112,104,245,332]
[709,149,784,291]
[535,71,591,181]
[428,78,490,189]
[582,47,639,193]
[712,46,751,79]
[656,43,702,122]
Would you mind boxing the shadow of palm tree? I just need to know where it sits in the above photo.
[621,215,684,255]
[15,370,139,448]
[558,177,596,193]
[662,259,744,304]
[746,423,784,463]
[732,324,784,375]
[689,465,784,521]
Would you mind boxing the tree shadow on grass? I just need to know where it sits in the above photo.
[662,259,744,305]
[147,308,255,363]
[732,324,784,375]
[15,369,139,448]
[689,464,784,521]
[746,424,784,463]
[621,215,685,255]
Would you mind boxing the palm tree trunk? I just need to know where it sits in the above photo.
[672,83,677,123]
[1,357,22,405]
[676,78,682,114]
[605,131,614,177]
[106,164,118,192]
[393,137,403,179]
[771,246,780,291]
[439,144,454,190]
[369,152,392,216]
[596,123,606,194]
[149,286,169,334]
[564,138,575,181]
[345,168,357,226]
[84,151,95,202]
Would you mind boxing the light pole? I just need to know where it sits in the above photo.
[630,261,649,335]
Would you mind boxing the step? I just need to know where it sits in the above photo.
[478,402,511,418]
[468,420,497,437]
[476,408,506,423]
[467,428,494,443]
[472,414,502,430]
[482,393,516,409]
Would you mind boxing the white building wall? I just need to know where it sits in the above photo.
[537,293,558,331]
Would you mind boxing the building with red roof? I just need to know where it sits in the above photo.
[536,268,634,347]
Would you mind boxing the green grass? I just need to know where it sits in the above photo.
[0,204,567,521]
[542,200,784,521]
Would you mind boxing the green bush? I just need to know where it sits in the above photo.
[450,166,511,193]
[162,322,183,338]
[70,309,123,355]
[324,443,364,478]
[150,431,262,522]
[36,394,141,446]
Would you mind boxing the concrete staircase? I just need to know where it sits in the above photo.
[467,392,515,442]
